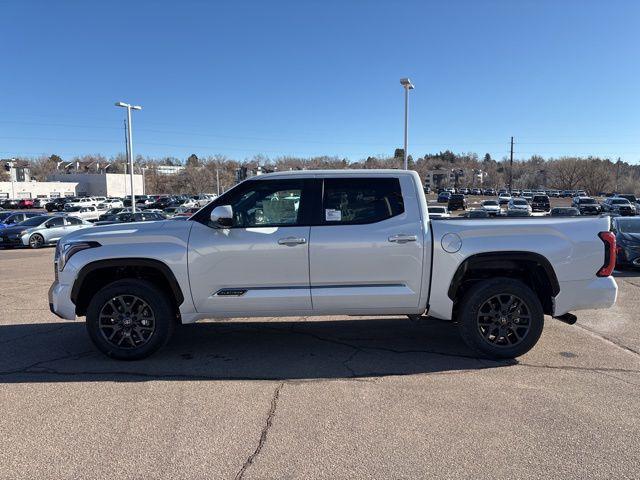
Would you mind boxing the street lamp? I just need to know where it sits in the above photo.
[115,101,142,212]
[400,78,414,170]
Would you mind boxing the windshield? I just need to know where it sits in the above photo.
[65,206,81,212]
[580,198,596,204]
[429,207,445,213]
[0,212,12,221]
[616,219,640,234]
[483,201,498,206]
[533,196,548,201]
[18,216,50,227]
[513,199,527,205]
[612,199,630,205]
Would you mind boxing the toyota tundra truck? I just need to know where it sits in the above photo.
[48,170,618,360]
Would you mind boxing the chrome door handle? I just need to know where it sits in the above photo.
[388,234,417,243]
[278,237,307,246]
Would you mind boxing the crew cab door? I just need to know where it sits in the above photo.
[188,178,313,315]
[309,176,425,314]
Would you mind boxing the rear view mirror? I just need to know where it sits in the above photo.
[210,205,233,228]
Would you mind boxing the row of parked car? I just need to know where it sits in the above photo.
[431,192,640,218]
[433,187,590,198]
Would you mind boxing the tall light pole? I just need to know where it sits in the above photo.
[115,101,142,212]
[400,78,414,170]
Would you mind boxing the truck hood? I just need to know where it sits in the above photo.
[60,219,194,247]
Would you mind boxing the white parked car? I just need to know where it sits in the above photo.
[498,193,512,205]
[63,206,101,222]
[427,206,450,219]
[98,198,124,210]
[481,200,501,216]
[50,170,618,361]
[508,198,533,214]
[64,197,96,210]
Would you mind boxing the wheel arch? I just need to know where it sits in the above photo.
[71,258,184,317]
[448,251,560,316]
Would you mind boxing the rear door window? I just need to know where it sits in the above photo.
[322,178,404,225]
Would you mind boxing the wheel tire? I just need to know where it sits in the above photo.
[457,278,544,359]
[29,233,44,249]
[86,279,175,360]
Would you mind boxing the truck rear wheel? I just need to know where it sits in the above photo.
[457,278,544,359]
[85,279,175,360]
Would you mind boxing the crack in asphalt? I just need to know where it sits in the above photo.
[234,382,284,480]
[574,323,640,356]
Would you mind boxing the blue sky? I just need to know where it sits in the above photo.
[2,0,639,163]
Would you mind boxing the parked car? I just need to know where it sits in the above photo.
[498,193,512,205]
[471,188,482,195]
[530,195,550,212]
[483,188,496,196]
[94,211,167,226]
[616,194,640,211]
[33,198,50,208]
[18,198,35,209]
[437,191,451,203]
[50,170,617,361]
[612,217,640,269]
[62,206,101,222]
[45,198,71,212]
[98,207,126,222]
[447,194,467,211]
[426,206,450,219]
[174,207,200,218]
[98,198,124,210]
[463,209,489,218]
[602,197,636,216]
[64,197,96,210]
[1,199,20,209]
[550,207,580,217]
[571,197,602,215]
[521,191,533,202]
[0,212,41,229]
[0,215,91,248]
[480,200,501,216]
[506,209,531,217]
[507,198,532,214]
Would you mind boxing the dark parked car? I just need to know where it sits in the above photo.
[612,217,640,269]
[602,197,636,216]
[98,207,126,222]
[571,197,602,215]
[506,209,530,217]
[463,209,489,218]
[437,191,451,203]
[94,211,166,226]
[550,207,580,217]
[1,199,20,209]
[147,196,176,210]
[0,212,40,229]
[45,197,71,212]
[447,194,467,211]
[530,195,550,212]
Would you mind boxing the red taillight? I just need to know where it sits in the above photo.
[597,231,616,277]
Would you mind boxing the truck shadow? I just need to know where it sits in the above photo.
[0,317,515,383]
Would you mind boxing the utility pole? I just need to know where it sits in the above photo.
[123,119,129,198]
[400,78,414,170]
[509,136,514,194]
[115,102,142,212]
[216,169,220,196]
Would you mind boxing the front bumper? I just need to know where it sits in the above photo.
[0,234,24,247]
[48,280,77,320]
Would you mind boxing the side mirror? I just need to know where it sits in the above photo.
[210,205,233,228]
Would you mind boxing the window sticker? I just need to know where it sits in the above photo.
[325,209,342,221]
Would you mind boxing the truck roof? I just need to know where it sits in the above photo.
[252,169,417,180]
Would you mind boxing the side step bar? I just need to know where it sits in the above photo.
[554,313,577,325]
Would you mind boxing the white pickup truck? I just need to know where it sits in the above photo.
[49,170,618,360]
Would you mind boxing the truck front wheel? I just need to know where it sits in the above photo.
[457,278,544,359]
[85,279,175,360]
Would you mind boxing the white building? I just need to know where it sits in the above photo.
[0,180,79,199]
[48,173,144,197]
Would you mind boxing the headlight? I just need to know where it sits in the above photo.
[57,241,100,271]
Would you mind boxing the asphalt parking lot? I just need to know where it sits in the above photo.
[1,248,639,479]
